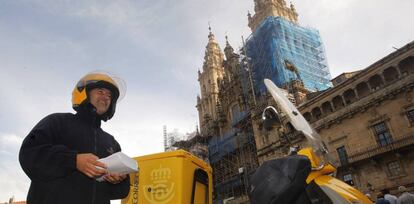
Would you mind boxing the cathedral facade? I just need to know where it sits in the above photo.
[196,29,258,203]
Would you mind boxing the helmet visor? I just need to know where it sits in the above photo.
[77,71,127,102]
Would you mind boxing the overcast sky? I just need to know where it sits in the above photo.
[1,0,414,202]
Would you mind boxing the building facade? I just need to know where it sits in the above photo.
[299,42,414,196]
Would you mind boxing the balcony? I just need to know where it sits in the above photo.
[347,134,414,164]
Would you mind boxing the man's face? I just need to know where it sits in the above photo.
[89,88,112,115]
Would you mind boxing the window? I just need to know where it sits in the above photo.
[373,122,393,146]
[343,173,354,186]
[407,109,414,123]
[336,146,348,166]
[387,161,402,177]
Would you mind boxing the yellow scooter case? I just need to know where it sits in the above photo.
[121,150,213,204]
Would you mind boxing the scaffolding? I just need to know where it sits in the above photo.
[246,16,332,96]
[163,125,167,151]
[208,127,258,202]
[206,57,259,203]
[173,132,211,163]
[208,127,255,163]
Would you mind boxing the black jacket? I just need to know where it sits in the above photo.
[19,109,130,204]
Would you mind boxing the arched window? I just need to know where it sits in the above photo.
[368,75,384,91]
[332,95,345,110]
[311,107,322,120]
[383,67,399,83]
[303,112,312,122]
[399,56,414,75]
[322,102,333,114]
[356,82,370,98]
[343,89,357,104]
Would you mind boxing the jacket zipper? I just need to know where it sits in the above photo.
[91,128,98,204]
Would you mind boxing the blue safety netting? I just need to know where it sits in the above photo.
[231,110,248,126]
[208,129,255,164]
[207,58,255,164]
[246,16,332,95]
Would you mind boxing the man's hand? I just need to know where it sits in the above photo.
[104,173,127,184]
[76,153,107,178]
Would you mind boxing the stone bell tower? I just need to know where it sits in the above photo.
[196,26,225,136]
[248,0,299,32]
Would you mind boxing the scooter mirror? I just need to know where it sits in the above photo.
[262,106,282,131]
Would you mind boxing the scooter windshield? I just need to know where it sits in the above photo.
[264,79,329,162]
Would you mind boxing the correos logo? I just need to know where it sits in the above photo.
[131,173,139,204]
[143,165,175,204]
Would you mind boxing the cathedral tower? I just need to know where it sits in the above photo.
[196,27,225,136]
[248,0,298,32]
[246,0,331,95]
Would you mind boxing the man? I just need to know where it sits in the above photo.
[398,186,414,204]
[376,192,391,204]
[19,72,130,204]
[382,189,398,204]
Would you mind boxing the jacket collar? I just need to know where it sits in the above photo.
[75,104,102,127]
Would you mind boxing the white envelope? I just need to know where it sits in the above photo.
[96,152,138,182]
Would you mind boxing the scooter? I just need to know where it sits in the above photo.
[248,79,372,204]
